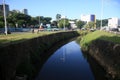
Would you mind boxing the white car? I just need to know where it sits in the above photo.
[52,28,59,31]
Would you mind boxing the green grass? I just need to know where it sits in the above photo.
[80,30,120,50]
[0,32,55,46]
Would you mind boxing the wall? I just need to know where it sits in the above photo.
[88,39,120,79]
[0,31,79,80]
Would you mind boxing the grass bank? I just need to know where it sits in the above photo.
[0,32,56,47]
[79,30,120,79]
[80,30,120,50]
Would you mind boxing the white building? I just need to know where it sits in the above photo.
[12,10,20,13]
[69,21,77,29]
[81,14,96,23]
[108,17,120,29]
[61,15,66,19]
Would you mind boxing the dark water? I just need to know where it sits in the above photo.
[36,41,96,80]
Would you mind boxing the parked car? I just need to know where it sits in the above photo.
[90,28,96,32]
[110,28,119,32]
[52,28,59,31]
[47,27,52,31]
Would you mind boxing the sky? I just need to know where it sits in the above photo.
[0,0,120,20]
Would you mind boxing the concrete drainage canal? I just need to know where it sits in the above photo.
[35,41,107,80]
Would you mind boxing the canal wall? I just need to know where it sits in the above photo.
[87,39,120,79]
[0,31,79,80]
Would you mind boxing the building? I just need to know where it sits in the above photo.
[108,17,120,29]
[61,15,66,19]
[69,21,77,29]
[0,4,10,16]
[22,9,28,15]
[12,9,21,13]
[81,14,96,23]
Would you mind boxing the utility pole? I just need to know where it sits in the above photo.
[3,0,7,35]
[39,16,40,26]
[63,16,66,31]
[100,0,103,30]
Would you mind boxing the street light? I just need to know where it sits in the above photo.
[3,0,7,35]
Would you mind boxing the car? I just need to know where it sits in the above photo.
[47,27,52,31]
[90,28,96,32]
[81,28,86,30]
[52,28,59,31]
[110,28,119,32]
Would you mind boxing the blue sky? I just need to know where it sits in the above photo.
[0,0,120,20]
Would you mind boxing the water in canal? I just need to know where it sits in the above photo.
[35,41,106,80]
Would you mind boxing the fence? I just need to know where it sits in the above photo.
[0,28,31,33]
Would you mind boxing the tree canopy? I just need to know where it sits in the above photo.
[7,12,31,27]
[56,14,61,21]
[0,11,52,28]
[84,22,95,30]
[58,18,70,29]
[76,20,85,29]
[96,19,108,28]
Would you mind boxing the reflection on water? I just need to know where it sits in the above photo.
[36,41,95,80]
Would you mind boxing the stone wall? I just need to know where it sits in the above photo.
[0,31,79,80]
[88,39,120,79]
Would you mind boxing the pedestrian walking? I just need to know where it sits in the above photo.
[31,25,34,33]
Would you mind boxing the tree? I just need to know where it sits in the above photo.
[76,20,85,29]
[2,10,52,28]
[0,16,4,28]
[44,17,52,24]
[7,11,31,27]
[0,16,4,21]
[58,20,63,28]
[56,14,61,21]
[96,19,101,28]
[88,22,95,29]
[51,20,58,27]
[0,11,2,16]
[96,19,108,28]
[35,16,52,25]
[102,19,108,26]
[84,24,89,29]
[17,20,25,27]
[30,17,38,26]
[84,22,95,30]
[36,16,43,25]
[58,18,70,28]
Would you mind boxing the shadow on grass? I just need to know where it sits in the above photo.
[98,35,120,44]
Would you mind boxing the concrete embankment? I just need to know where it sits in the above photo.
[0,31,79,80]
[86,39,120,80]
